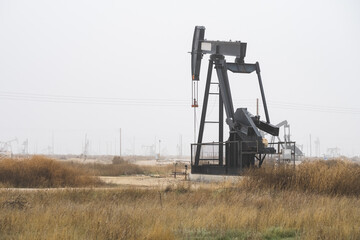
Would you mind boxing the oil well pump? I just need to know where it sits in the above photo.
[270,120,303,158]
[190,26,280,175]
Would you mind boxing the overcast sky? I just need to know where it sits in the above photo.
[0,0,359,157]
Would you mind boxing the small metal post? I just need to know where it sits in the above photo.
[174,162,178,178]
[293,143,296,167]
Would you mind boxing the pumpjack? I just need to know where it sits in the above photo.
[190,26,279,175]
[270,120,303,157]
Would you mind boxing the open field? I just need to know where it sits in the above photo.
[0,156,360,239]
[1,185,360,239]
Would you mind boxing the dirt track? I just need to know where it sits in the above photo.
[0,175,189,192]
[99,175,184,188]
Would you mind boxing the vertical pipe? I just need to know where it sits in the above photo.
[192,81,199,143]
[193,106,197,143]
[191,144,193,166]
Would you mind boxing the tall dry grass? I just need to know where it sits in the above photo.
[242,159,360,196]
[1,158,359,239]
[0,186,359,239]
[0,156,101,188]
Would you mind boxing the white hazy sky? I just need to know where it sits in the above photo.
[0,0,359,156]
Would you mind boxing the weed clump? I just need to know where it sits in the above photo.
[112,156,125,164]
[243,159,360,196]
[0,156,101,188]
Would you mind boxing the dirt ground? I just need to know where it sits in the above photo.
[98,174,242,190]
[99,175,185,188]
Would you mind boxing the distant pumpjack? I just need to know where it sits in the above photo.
[270,120,303,157]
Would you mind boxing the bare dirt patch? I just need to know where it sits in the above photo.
[99,175,184,188]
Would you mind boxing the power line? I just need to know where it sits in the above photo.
[235,100,360,114]
[0,91,189,106]
[0,91,359,114]
[267,101,360,114]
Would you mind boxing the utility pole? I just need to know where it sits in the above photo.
[52,131,54,155]
[315,138,320,157]
[98,141,101,155]
[178,134,183,157]
[309,134,312,157]
[133,137,136,156]
[119,128,122,157]
[159,140,161,159]
[180,134,182,157]
[22,139,28,155]
[83,134,89,160]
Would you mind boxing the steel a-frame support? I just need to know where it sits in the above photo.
[194,55,235,166]
[194,60,213,166]
[255,62,270,123]
[194,54,274,168]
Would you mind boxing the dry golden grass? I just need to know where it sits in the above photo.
[0,186,359,239]
[0,156,101,188]
[0,156,176,187]
[1,157,359,239]
[242,159,360,196]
